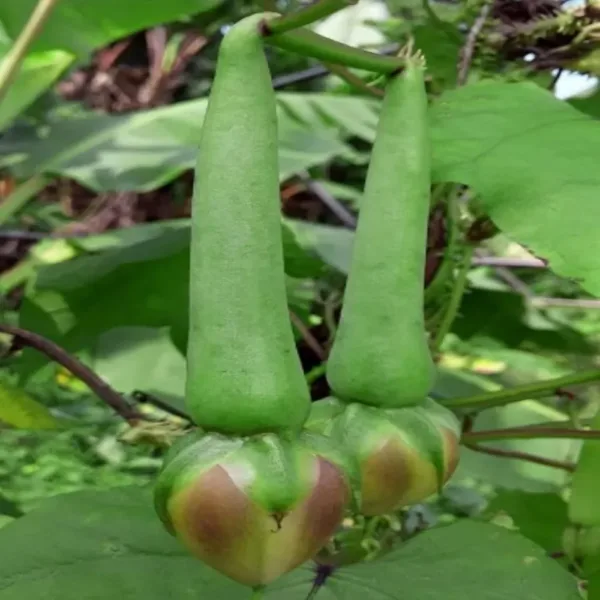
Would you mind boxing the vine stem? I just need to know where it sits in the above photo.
[265,0,357,36]
[262,26,403,74]
[0,323,143,424]
[462,426,600,443]
[456,1,491,86]
[441,369,600,411]
[0,0,60,103]
[432,245,474,352]
[325,62,384,97]
[463,442,575,471]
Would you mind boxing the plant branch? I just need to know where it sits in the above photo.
[463,442,575,471]
[131,391,191,421]
[272,63,329,88]
[0,0,60,103]
[441,369,600,410]
[325,62,385,97]
[289,310,327,361]
[475,251,600,309]
[457,2,491,86]
[530,297,600,310]
[471,256,547,269]
[265,0,357,36]
[432,246,474,352]
[299,172,358,228]
[263,27,403,74]
[463,426,600,443]
[0,323,143,423]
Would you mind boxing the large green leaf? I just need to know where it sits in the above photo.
[0,380,60,430]
[453,287,594,355]
[0,486,248,600]
[6,94,364,192]
[7,81,600,300]
[0,486,580,599]
[0,48,73,131]
[430,81,600,297]
[0,0,222,57]
[18,220,324,390]
[570,90,600,119]
[589,570,600,600]
[93,326,187,410]
[285,219,354,274]
[485,491,568,552]
[0,494,21,519]
[322,520,579,600]
[412,20,461,89]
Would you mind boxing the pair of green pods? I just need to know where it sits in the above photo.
[153,13,460,588]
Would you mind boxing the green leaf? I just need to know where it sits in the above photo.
[0,494,21,519]
[453,287,594,354]
[412,21,461,88]
[6,95,357,192]
[589,569,600,600]
[430,81,600,297]
[0,487,580,599]
[485,491,568,552]
[285,219,354,274]
[18,227,191,384]
[570,90,600,119]
[93,326,187,411]
[0,486,248,600]
[18,221,323,388]
[0,381,59,430]
[0,49,73,131]
[0,0,223,57]
[323,520,579,600]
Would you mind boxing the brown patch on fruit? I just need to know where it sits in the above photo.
[360,440,412,516]
[442,428,460,480]
[177,464,249,557]
[304,459,350,543]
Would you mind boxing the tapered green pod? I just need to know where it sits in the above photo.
[186,13,310,434]
[326,54,435,409]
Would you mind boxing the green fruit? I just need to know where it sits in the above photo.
[326,52,435,409]
[154,430,352,586]
[324,398,460,516]
[186,13,310,435]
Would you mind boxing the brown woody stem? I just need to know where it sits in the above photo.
[463,442,575,471]
[462,426,600,442]
[0,323,142,423]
